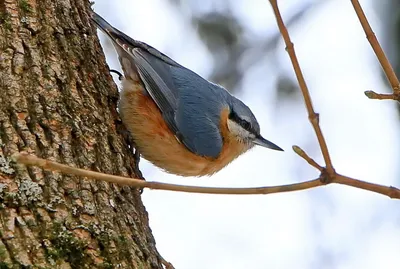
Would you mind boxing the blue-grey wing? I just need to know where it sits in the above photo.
[171,67,225,158]
[132,49,225,157]
[131,50,181,134]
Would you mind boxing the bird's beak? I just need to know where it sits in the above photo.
[253,135,284,151]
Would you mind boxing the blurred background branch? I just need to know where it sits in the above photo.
[167,0,321,96]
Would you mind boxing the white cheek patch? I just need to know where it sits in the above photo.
[227,119,254,140]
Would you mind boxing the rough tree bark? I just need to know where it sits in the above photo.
[0,0,162,268]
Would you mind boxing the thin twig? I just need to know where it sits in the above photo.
[292,145,323,171]
[13,152,400,199]
[335,174,400,199]
[13,152,322,195]
[268,0,335,176]
[365,91,399,101]
[351,0,400,95]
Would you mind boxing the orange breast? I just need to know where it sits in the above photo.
[118,79,251,177]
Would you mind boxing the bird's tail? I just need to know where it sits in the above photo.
[90,11,181,67]
[91,11,133,45]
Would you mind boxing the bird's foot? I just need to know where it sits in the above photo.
[110,69,123,81]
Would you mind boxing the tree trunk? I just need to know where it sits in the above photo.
[0,0,162,268]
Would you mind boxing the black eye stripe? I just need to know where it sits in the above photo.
[228,111,241,123]
[229,111,253,132]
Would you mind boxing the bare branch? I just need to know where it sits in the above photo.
[268,0,335,176]
[351,0,400,99]
[13,153,400,199]
[268,1,400,200]
[13,152,322,195]
[335,174,400,199]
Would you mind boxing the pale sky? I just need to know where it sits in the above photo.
[93,0,400,268]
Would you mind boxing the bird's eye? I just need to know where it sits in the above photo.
[240,120,251,130]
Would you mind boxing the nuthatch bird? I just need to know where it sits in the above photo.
[91,12,283,177]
